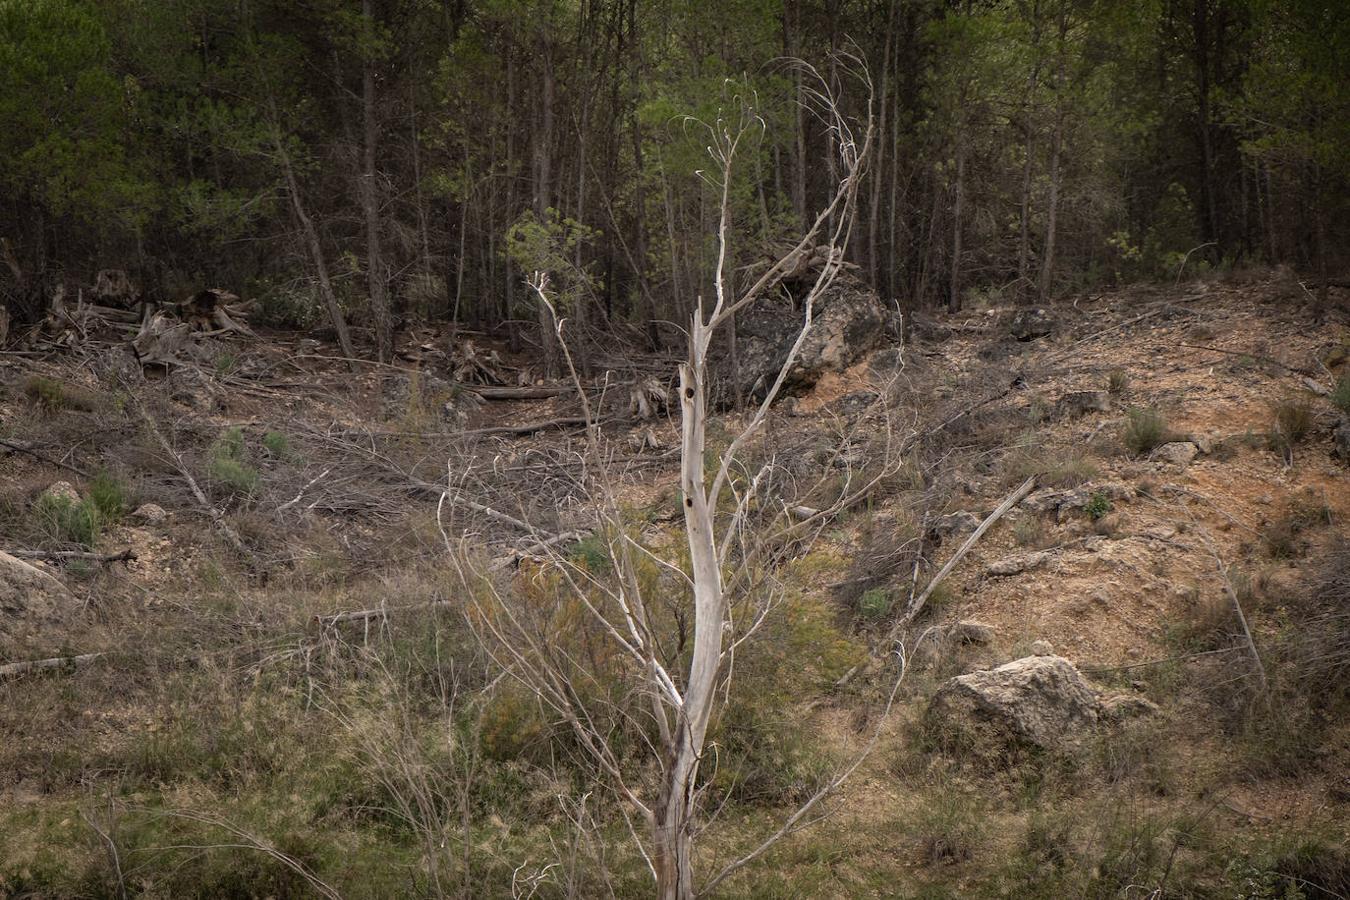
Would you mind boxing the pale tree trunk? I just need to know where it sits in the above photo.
[453,62,876,900]
[361,0,392,363]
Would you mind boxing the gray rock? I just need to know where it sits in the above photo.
[1152,441,1198,467]
[0,550,73,647]
[735,271,886,397]
[928,655,1099,750]
[1335,416,1350,463]
[1029,639,1054,656]
[130,503,168,526]
[1055,390,1110,418]
[1009,307,1054,341]
[947,621,996,645]
[933,510,981,539]
[1022,482,1133,517]
[987,550,1051,576]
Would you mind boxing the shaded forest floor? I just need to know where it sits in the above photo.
[1,268,1348,898]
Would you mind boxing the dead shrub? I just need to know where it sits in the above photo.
[837,513,921,617]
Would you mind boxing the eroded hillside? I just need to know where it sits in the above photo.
[2,270,1348,898]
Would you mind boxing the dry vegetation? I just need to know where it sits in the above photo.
[2,271,1349,898]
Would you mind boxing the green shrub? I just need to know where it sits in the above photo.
[709,700,832,807]
[262,430,291,458]
[1331,374,1350,416]
[567,533,612,573]
[858,587,893,620]
[1085,491,1112,521]
[86,471,127,522]
[1107,369,1129,396]
[33,494,100,548]
[1123,407,1170,454]
[208,427,259,497]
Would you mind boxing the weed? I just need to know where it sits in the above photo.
[1267,396,1315,457]
[87,471,127,522]
[858,587,893,620]
[1085,491,1112,521]
[1331,374,1350,416]
[1012,516,1045,548]
[1003,443,1098,488]
[1123,407,1170,454]
[33,494,100,548]
[208,426,259,497]
[22,375,98,413]
[262,430,291,458]
[1107,369,1130,396]
[909,785,986,866]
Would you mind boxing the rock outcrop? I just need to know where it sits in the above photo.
[734,270,886,397]
[927,655,1100,750]
[1009,307,1054,341]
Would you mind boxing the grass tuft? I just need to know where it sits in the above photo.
[1122,407,1170,455]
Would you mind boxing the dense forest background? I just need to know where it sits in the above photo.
[2,0,1346,368]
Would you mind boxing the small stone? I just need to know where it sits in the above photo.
[1055,390,1110,419]
[933,510,981,539]
[948,621,996,645]
[987,550,1051,576]
[1152,441,1198,467]
[130,503,168,526]
[1029,639,1054,656]
[1334,417,1350,463]
[1009,307,1054,342]
[1256,494,1273,505]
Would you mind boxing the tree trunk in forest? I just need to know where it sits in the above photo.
[1018,2,1043,292]
[1039,5,1067,303]
[949,135,966,313]
[1192,0,1219,246]
[868,0,897,288]
[361,0,392,363]
[1040,109,1062,302]
[273,130,356,367]
[534,35,560,377]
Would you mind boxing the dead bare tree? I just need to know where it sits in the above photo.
[442,57,886,900]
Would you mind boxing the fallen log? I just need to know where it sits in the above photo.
[7,548,136,564]
[887,475,1037,636]
[136,403,251,559]
[467,385,577,400]
[0,439,93,478]
[315,599,455,628]
[835,476,1037,690]
[0,652,104,680]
